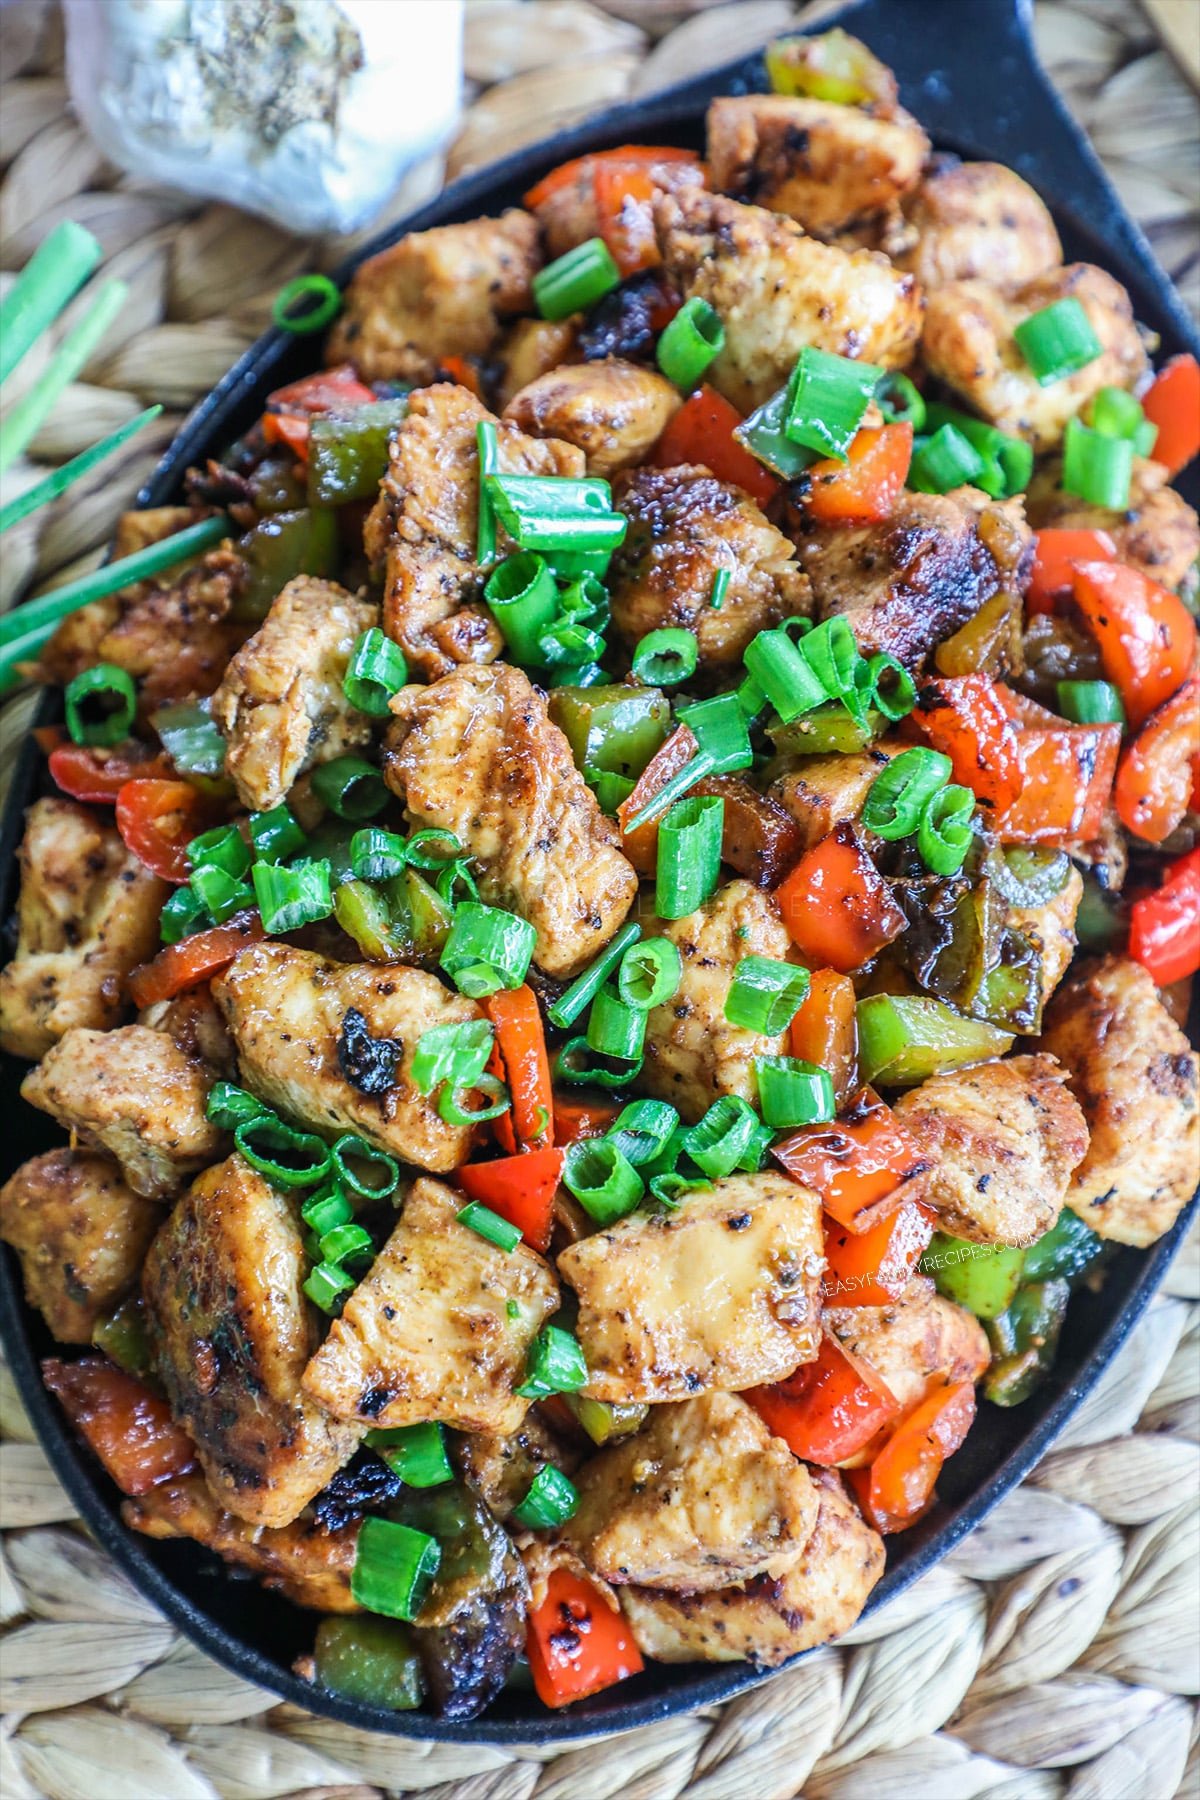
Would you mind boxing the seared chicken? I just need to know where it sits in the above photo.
[20,1025,223,1201]
[328,210,541,384]
[558,1169,825,1404]
[213,942,483,1173]
[826,1274,990,1417]
[139,983,237,1078]
[922,264,1149,453]
[707,94,928,238]
[143,1155,362,1527]
[529,151,704,261]
[1025,455,1200,598]
[565,1392,819,1590]
[384,662,638,979]
[455,1412,582,1523]
[609,465,810,672]
[0,1148,158,1342]
[770,741,902,852]
[503,359,680,478]
[896,158,1062,289]
[1010,865,1084,1007]
[0,798,166,1062]
[1038,956,1200,1247]
[210,576,378,813]
[494,318,579,411]
[654,189,923,413]
[893,1053,1089,1245]
[301,1176,559,1433]
[639,880,794,1122]
[363,383,584,680]
[620,1467,884,1665]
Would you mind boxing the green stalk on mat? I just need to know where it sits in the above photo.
[0,405,163,534]
[0,278,129,473]
[0,220,102,387]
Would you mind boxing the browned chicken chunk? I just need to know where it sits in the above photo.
[893,1053,1088,1245]
[302,1177,559,1434]
[655,189,922,413]
[364,384,585,680]
[20,1025,223,1201]
[455,1412,582,1523]
[620,1468,884,1665]
[384,662,637,980]
[210,576,378,813]
[139,984,237,1078]
[328,211,541,384]
[0,798,166,1062]
[1009,866,1084,1007]
[707,94,928,238]
[564,1393,819,1590]
[558,1170,825,1404]
[609,465,810,672]
[0,1149,158,1342]
[1038,957,1200,1247]
[826,1275,990,1417]
[213,942,482,1173]
[529,151,704,260]
[895,158,1062,289]
[143,1155,362,1528]
[770,741,902,852]
[494,318,579,411]
[1025,455,1200,598]
[503,359,680,478]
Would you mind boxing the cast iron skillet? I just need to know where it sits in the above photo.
[1,0,1196,1746]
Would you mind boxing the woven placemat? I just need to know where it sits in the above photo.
[1,3,1198,1795]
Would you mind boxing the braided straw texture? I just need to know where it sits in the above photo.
[1,2,1198,1795]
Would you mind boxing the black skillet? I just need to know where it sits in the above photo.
[1,0,1197,1747]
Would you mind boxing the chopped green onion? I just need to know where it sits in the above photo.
[799,616,871,726]
[875,371,926,430]
[533,237,620,321]
[862,746,951,839]
[320,1222,375,1268]
[555,1037,643,1088]
[311,756,388,821]
[440,902,537,998]
[656,296,725,389]
[755,1056,836,1127]
[737,1119,776,1173]
[725,956,810,1034]
[682,1094,763,1179]
[477,419,499,566]
[365,1423,453,1488]
[656,793,724,920]
[0,406,163,536]
[608,1098,680,1167]
[206,1081,269,1129]
[350,827,410,883]
[435,859,479,907]
[0,278,128,475]
[908,423,986,495]
[344,628,408,716]
[0,219,101,386]
[548,920,641,1028]
[1014,296,1102,384]
[457,1201,523,1253]
[631,628,699,687]
[302,1187,355,1236]
[1056,679,1126,726]
[331,1134,400,1200]
[917,782,975,875]
[517,1322,589,1399]
[617,937,682,1010]
[152,697,227,777]
[710,568,731,611]
[187,824,251,880]
[303,1262,355,1314]
[159,883,210,945]
[234,1115,333,1188]
[404,829,463,870]
[676,692,754,774]
[736,673,766,718]
[486,474,626,555]
[351,1517,440,1622]
[251,858,334,933]
[563,1136,644,1224]
[586,984,648,1063]
[190,864,255,925]
[438,1072,510,1128]
[411,1018,494,1095]
[485,551,561,664]
[920,404,1034,499]
[744,627,826,724]
[784,346,881,460]
[1062,416,1133,509]
[866,653,917,721]
[587,767,635,813]
[64,664,136,747]
[650,1170,711,1207]
[539,617,605,669]
[273,272,341,335]
[511,1465,579,1530]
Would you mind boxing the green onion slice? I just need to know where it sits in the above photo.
[411,1019,494,1095]
[656,794,724,920]
[586,984,648,1063]
[1062,416,1133,509]
[920,404,1034,500]
[617,936,682,1011]
[744,627,826,724]
[477,419,499,566]
[190,865,255,926]
[533,237,621,321]
[862,746,952,840]
[64,664,136,747]
[608,1098,680,1167]
[875,370,926,430]
[1056,679,1125,726]
[365,1422,453,1488]
[631,628,699,687]
[908,422,986,495]
[234,1115,333,1188]
[404,829,463,870]
[511,1465,580,1530]
[320,1222,375,1269]
[438,1072,511,1127]
[755,1056,836,1128]
[784,346,881,461]
[865,653,917,721]
[440,902,537,998]
[733,371,818,481]
[917,782,975,875]
[457,1201,523,1253]
[273,272,341,335]
[485,551,561,664]
[676,692,754,774]
[303,1261,355,1314]
[206,1081,270,1129]
[301,1186,355,1236]
[331,1134,400,1200]
[517,1323,589,1399]
[725,956,810,1034]
[486,474,626,555]
[555,1038,643,1089]
[548,921,642,1029]
[152,697,228,777]
[252,858,334,933]
[563,1136,644,1224]
[682,1094,763,1180]
[0,219,101,387]
[187,823,251,879]
[656,296,725,389]
[350,1517,440,1622]
[344,628,408,716]
[311,756,388,821]
[350,827,410,883]
[1013,295,1102,384]
[159,883,210,944]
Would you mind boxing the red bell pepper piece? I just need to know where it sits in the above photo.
[849,1379,976,1534]
[553,1096,620,1144]
[773,1086,929,1234]
[653,384,779,509]
[526,1567,644,1709]
[115,778,212,882]
[1115,674,1200,844]
[457,1146,565,1253]
[523,143,699,211]
[261,413,312,460]
[440,354,484,399]
[1141,353,1200,476]
[802,422,913,525]
[1071,560,1196,728]
[1129,848,1200,987]
[616,721,699,874]
[594,163,661,277]
[912,674,1025,818]
[128,911,263,1009]
[48,742,173,804]
[266,365,376,414]
[748,1334,901,1466]
[994,688,1121,844]
[43,1356,196,1496]
[482,986,553,1151]
[823,1200,935,1308]
[775,823,907,973]
[788,968,859,1106]
[1026,528,1116,614]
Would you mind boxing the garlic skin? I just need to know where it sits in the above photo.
[63,0,463,236]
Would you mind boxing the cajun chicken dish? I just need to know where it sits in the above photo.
[3,29,1198,1721]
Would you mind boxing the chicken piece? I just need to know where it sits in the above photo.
[124,1476,360,1612]
[922,264,1149,454]
[327,210,541,384]
[0,798,166,1062]
[558,1170,825,1404]
[454,1412,582,1523]
[503,359,680,478]
[655,189,922,414]
[1009,864,1083,1006]
[363,383,585,679]
[384,662,637,980]
[213,942,482,1173]
[770,740,902,852]
[94,545,248,712]
[20,1025,223,1201]
[139,984,237,1078]
[893,1053,1089,1246]
[790,486,1034,668]
[826,1274,989,1415]
[302,1176,559,1434]
[620,1467,884,1665]
[565,1393,819,1591]
[707,95,928,238]
[608,465,810,672]
[210,576,377,813]
[1038,956,1200,1247]
[0,1148,158,1342]
[143,1156,362,1527]
[638,880,794,1122]
[895,158,1062,289]
[494,317,579,410]
[1025,455,1200,598]
[530,151,705,261]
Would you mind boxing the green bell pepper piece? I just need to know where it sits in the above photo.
[308,398,411,505]
[334,869,453,966]
[90,1295,155,1380]
[236,507,339,619]
[334,879,409,961]
[548,683,670,778]
[984,1277,1071,1407]
[313,1616,425,1710]
[857,994,1014,1086]
[246,452,308,515]
[565,1393,649,1445]
[1074,871,1128,952]
[394,868,454,963]
[1022,1208,1104,1284]
[922,1231,1025,1319]
[768,702,881,756]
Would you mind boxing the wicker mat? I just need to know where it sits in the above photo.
[1,2,1198,1795]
